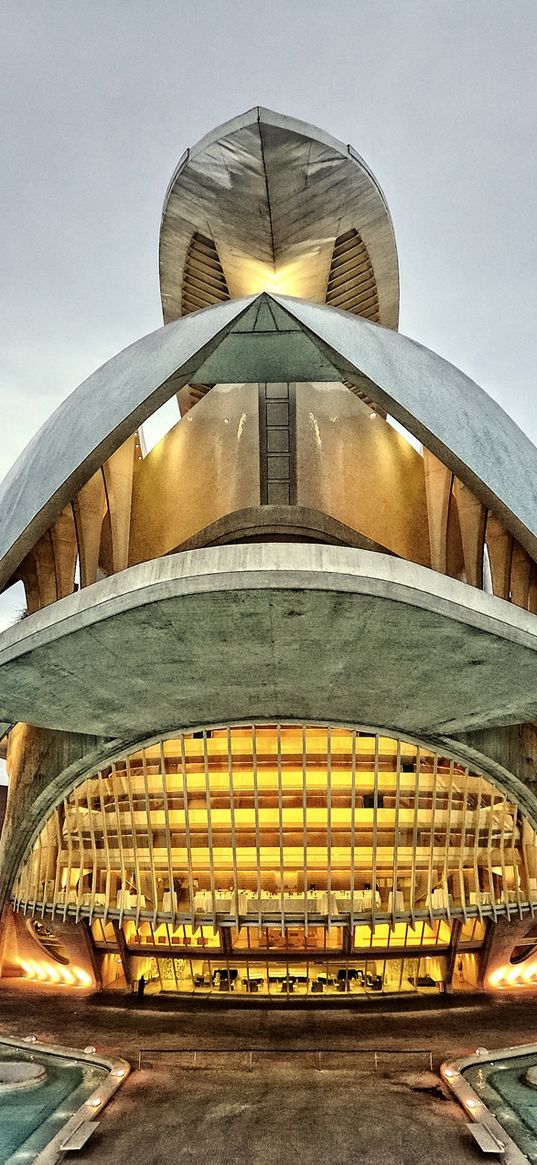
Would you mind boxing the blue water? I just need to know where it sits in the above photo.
[0,1043,107,1164]
[464,1051,537,1164]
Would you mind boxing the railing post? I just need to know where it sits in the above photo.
[374,1050,378,1071]
[137,1049,142,1071]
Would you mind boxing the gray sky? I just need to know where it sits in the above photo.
[1,0,537,636]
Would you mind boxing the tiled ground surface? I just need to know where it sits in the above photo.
[1,985,535,1163]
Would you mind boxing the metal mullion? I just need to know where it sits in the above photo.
[486,788,498,922]
[458,771,470,924]
[350,730,357,932]
[391,739,402,927]
[85,779,99,925]
[226,728,240,927]
[111,763,128,926]
[202,731,217,926]
[62,793,74,922]
[252,726,263,931]
[180,735,196,925]
[409,748,420,926]
[472,777,484,923]
[426,754,438,926]
[370,736,379,927]
[302,725,309,936]
[142,748,160,927]
[126,756,143,927]
[97,772,112,922]
[442,762,454,923]
[159,742,176,927]
[326,727,333,928]
[276,725,286,935]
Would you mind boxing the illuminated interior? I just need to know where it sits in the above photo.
[11,724,537,996]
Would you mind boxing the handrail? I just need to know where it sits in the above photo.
[137,1046,433,1071]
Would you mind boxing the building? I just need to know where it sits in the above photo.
[1,107,537,999]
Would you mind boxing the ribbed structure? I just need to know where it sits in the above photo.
[326,228,380,321]
[181,232,230,316]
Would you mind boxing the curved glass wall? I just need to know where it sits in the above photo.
[13,725,537,932]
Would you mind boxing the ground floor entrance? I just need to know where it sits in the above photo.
[89,914,485,997]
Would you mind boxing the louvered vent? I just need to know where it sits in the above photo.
[325,228,380,321]
[181,232,230,316]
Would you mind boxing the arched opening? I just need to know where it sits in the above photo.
[11,724,537,998]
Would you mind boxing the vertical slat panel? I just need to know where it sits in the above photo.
[350,729,357,932]
[159,742,176,925]
[51,806,63,922]
[227,727,240,926]
[302,724,309,936]
[509,799,523,919]
[442,762,454,922]
[73,781,86,924]
[180,735,195,924]
[498,795,511,918]
[426,753,438,925]
[142,747,160,926]
[86,778,99,924]
[409,748,420,925]
[276,725,285,934]
[458,770,470,923]
[202,731,217,925]
[472,776,484,923]
[371,735,380,930]
[326,726,332,928]
[391,738,401,927]
[126,755,142,926]
[111,763,127,925]
[62,791,74,923]
[252,725,263,931]
[486,786,498,922]
[97,770,112,921]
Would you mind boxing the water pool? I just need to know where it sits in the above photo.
[463,1051,537,1164]
[0,1038,128,1165]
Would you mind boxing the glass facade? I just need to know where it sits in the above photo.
[12,725,533,994]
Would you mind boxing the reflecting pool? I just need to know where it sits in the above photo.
[0,1042,107,1163]
[464,1051,537,1164]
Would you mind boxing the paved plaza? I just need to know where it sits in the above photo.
[2,985,536,1163]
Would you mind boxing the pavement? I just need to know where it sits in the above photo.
[1,983,536,1164]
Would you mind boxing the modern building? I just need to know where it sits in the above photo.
[1,107,537,1000]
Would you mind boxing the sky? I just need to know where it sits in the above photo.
[1,0,537,640]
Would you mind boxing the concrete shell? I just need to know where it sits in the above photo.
[159,106,400,326]
[1,295,537,593]
[2,545,537,738]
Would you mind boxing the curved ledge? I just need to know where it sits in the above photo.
[171,505,393,554]
[2,545,537,738]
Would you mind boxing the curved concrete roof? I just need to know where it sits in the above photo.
[1,294,537,592]
[1,546,537,738]
[159,106,399,327]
